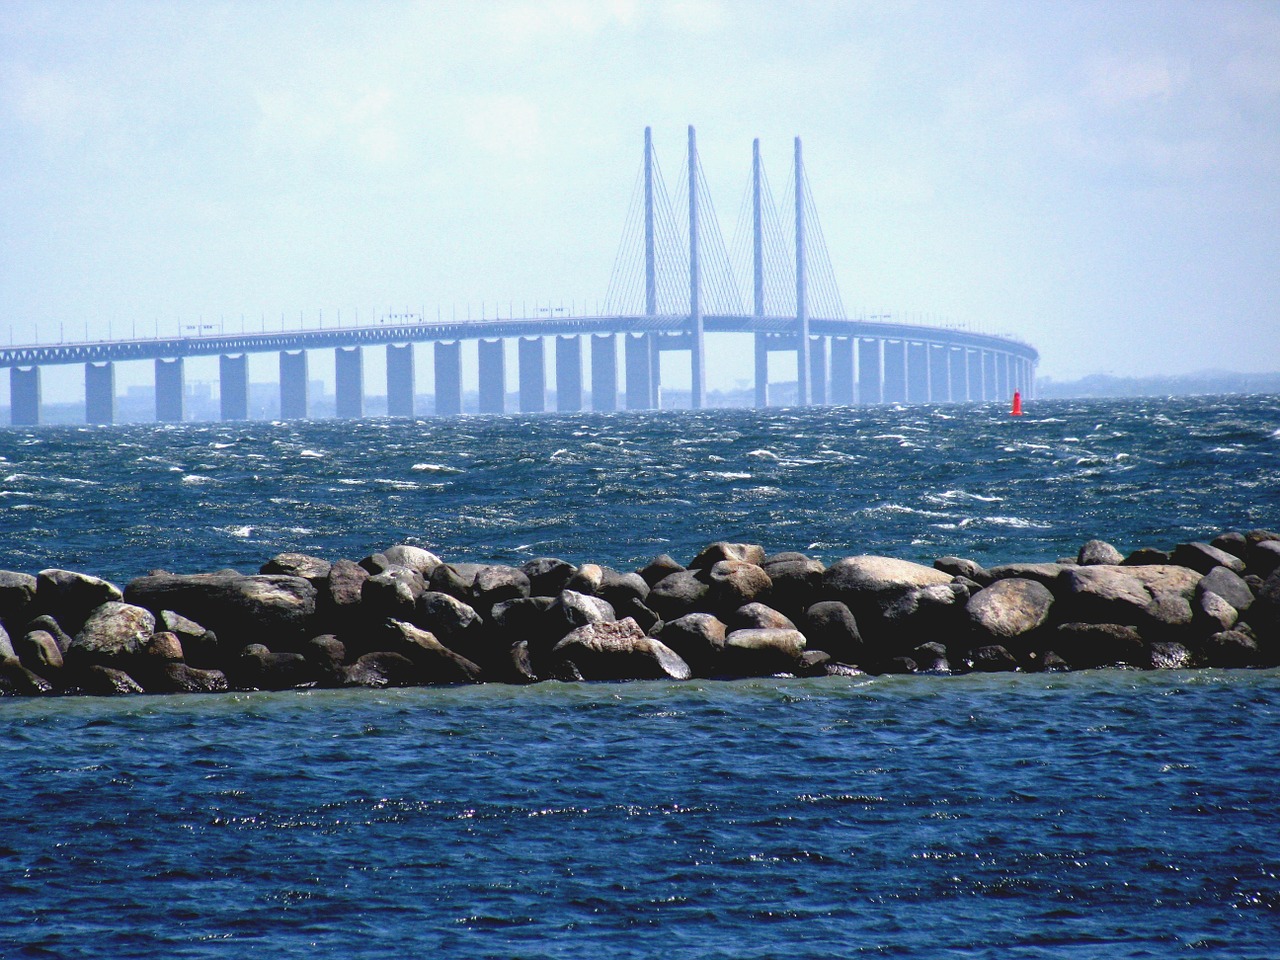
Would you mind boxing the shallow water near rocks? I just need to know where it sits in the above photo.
[1,395,1279,957]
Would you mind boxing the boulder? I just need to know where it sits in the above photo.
[800,601,863,663]
[35,569,123,631]
[489,596,557,645]
[823,556,952,638]
[565,563,606,596]
[325,559,369,609]
[1078,540,1125,566]
[124,572,317,652]
[1121,564,1203,600]
[427,562,483,601]
[984,563,1069,590]
[726,602,795,631]
[23,614,73,654]
[1247,540,1280,579]
[0,623,14,662]
[413,592,486,658]
[1210,531,1247,560]
[722,628,806,676]
[933,556,989,583]
[1149,641,1193,670]
[1171,542,1246,576]
[637,554,685,587]
[67,602,156,670]
[157,610,219,668]
[358,552,392,575]
[1202,629,1269,668]
[760,556,826,616]
[797,649,832,677]
[1196,566,1254,615]
[690,542,766,569]
[599,570,651,608]
[232,645,317,690]
[259,553,331,582]
[0,659,54,695]
[552,618,691,681]
[547,590,616,638]
[881,583,969,649]
[707,561,772,611]
[1123,547,1171,566]
[912,641,951,673]
[507,641,539,684]
[153,663,229,693]
[361,566,426,619]
[16,628,62,678]
[1060,566,1159,627]
[966,578,1054,642]
[1052,622,1146,669]
[0,571,37,628]
[657,613,727,676]
[472,565,531,611]
[1194,591,1238,635]
[78,664,145,696]
[383,619,483,683]
[341,651,421,688]
[381,545,442,578]
[521,558,577,597]
[612,596,660,634]
[964,644,1019,672]
[303,635,347,677]
[647,570,711,621]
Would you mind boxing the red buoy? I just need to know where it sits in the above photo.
[1011,391,1023,416]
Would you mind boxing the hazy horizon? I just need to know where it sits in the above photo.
[3,1,1278,403]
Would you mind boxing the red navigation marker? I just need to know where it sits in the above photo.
[1011,391,1023,416]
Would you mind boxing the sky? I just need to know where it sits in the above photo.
[2,0,1278,402]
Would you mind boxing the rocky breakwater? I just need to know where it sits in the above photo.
[1,530,1279,697]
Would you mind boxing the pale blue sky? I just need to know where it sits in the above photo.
[3,0,1278,401]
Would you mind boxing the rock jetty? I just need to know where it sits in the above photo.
[2,530,1278,696]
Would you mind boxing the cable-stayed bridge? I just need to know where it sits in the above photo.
[0,127,1037,426]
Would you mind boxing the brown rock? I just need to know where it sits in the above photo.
[553,618,691,681]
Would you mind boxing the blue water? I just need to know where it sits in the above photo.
[1,396,1279,957]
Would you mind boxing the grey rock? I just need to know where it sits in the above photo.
[985,563,1070,590]
[823,556,952,639]
[707,560,772,611]
[0,659,53,695]
[36,569,123,630]
[68,602,156,669]
[0,571,37,628]
[342,651,420,688]
[1123,547,1171,566]
[154,662,229,693]
[259,553,332,582]
[913,641,951,673]
[304,634,347,675]
[78,664,144,696]
[690,542,766,569]
[125,572,317,652]
[23,615,73,654]
[16,629,62,677]
[882,583,968,648]
[1171,541,1246,576]
[967,578,1054,640]
[361,566,426,619]
[548,590,616,636]
[657,613,727,676]
[521,558,577,597]
[325,559,369,610]
[726,602,795,631]
[1078,540,1125,566]
[1202,629,1269,668]
[1210,531,1247,559]
[647,570,711,620]
[613,596,660,634]
[760,556,826,616]
[381,545,442,577]
[1061,566,1160,627]
[934,556,989,583]
[965,644,1020,672]
[1247,540,1280,579]
[508,640,539,684]
[0,623,13,661]
[553,618,691,681]
[1194,591,1238,634]
[1053,622,1146,669]
[233,647,317,690]
[801,601,863,663]
[472,565,531,610]
[565,563,606,596]
[413,592,486,655]
[722,628,807,676]
[637,554,685,588]
[1149,641,1193,670]
[384,619,483,683]
[599,570,651,608]
[1196,566,1254,614]
[797,649,833,676]
[427,562,483,601]
[157,610,219,668]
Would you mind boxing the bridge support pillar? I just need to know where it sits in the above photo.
[858,339,881,404]
[478,339,505,414]
[10,366,41,426]
[649,335,662,408]
[518,337,545,413]
[434,342,462,416]
[85,362,115,425]
[219,354,248,421]
[386,345,414,417]
[999,353,1012,400]
[883,340,906,403]
[155,358,184,422]
[279,350,308,419]
[556,336,582,412]
[334,347,363,419]
[907,342,929,403]
[624,335,652,410]
[830,338,854,405]
[983,350,998,401]
[809,337,828,405]
[591,335,617,412]
[754,334,769,407]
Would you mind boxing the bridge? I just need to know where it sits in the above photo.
[1,127,1038,426]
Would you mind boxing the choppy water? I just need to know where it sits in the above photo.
[1,396,1279,957]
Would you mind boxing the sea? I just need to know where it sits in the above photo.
[1,395,1278,958]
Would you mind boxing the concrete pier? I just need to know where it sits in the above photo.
[279,351,308,420]
[334,347,363,419]
[883,340,906,404]
[386,344,414,418]
[859,338,881,404]
[155,358,184,422]
[219,355,248,421]
[928,345,948,402]
[10,366,40,426]
[754,334,769,408]
[518,338,546,413]
[950,348,967,402]
[625,334,652,410]
[907,342,929,403]
[434,342,462,416]
[478,339,505,414]
[591,335,617,412]
[556,336,582,412]
[829,337,854,406]
[84,362,115,425]
[809,337,827,405]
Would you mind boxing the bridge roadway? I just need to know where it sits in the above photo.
[0,314,1039,425]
